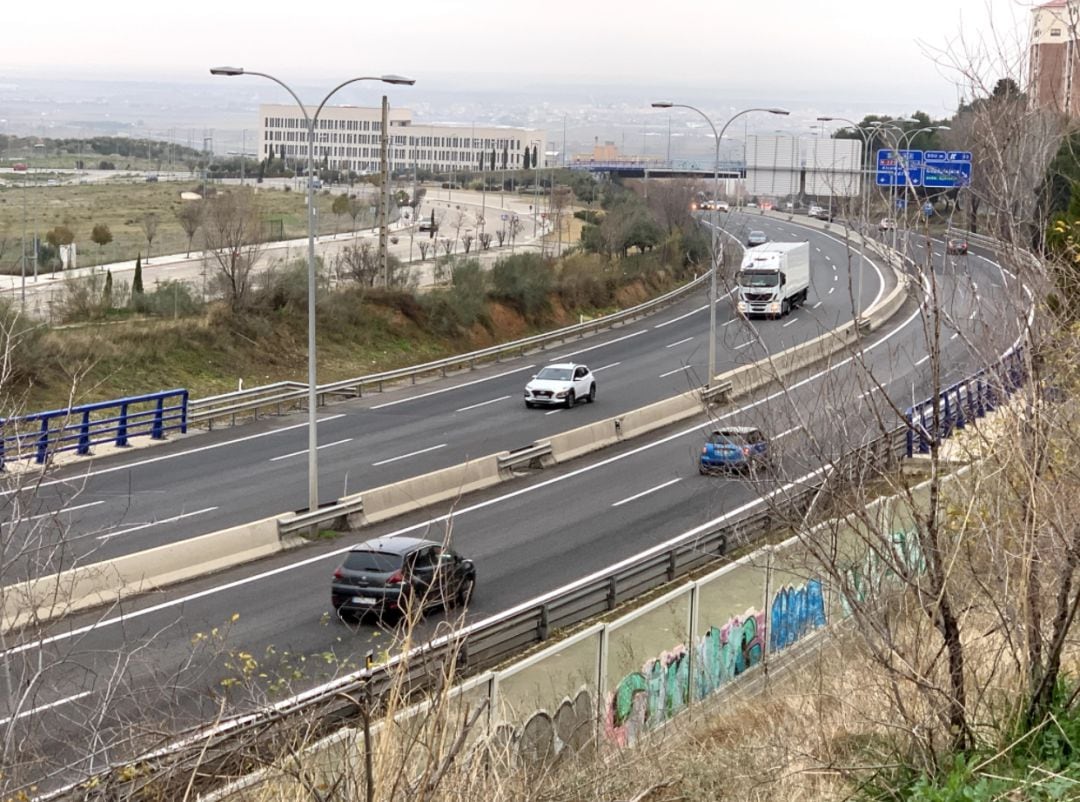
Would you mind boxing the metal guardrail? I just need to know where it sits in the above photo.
[277,497,365,536]
[187,274,709,428]
[0,389,188,471]
[496,442,553,471]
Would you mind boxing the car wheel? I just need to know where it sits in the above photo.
[565,390,575,409]
[456,577,475,607]
[587,383,596,403]
[525,401,535,409]
[699,464,710,475]
[782,299,790,317]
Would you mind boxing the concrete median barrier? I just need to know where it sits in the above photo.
[2,516,284,632]
[348,455,503,527]
[613,392,702,441]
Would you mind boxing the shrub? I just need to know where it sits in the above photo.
[573,209,603,224]
[143,281,204,318]
[490,253,553,319]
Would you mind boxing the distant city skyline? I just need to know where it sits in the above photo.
[2,1,1022,111]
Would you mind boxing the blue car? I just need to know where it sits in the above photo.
[699,426,772,474]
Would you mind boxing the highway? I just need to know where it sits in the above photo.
[7,214,885,572]
[0,216,1026,793]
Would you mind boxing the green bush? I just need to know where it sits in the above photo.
[143,281,204,318]
[490,253,553,319]
[573,209,603,224]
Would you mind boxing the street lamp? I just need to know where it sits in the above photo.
[651,102,789,385]
[211,66,414,517]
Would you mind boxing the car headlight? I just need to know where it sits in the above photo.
[555,390,569,398]
[769,303,780,312]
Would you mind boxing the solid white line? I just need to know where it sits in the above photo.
[666,337,693,348]
[1,302,928,661]
[782,317,799,328]
[593,362,621,372]
[2,501,105,527]
[370,365,535,410]
[270,438,352,462]
[97,507,218,542]
[812,302,822,309]
[774,426,802,439]
[455,396,510,413]
[915,355,930,366]
[612,478,682,508]
[659,365,694,378]
[551,329,647,361]
[0,415,349,498]
[654,303,707,329]
[0,691,93,726]
[734,340,753,350]
[372,443,447,466]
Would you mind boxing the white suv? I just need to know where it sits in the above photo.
[524,363,596,409]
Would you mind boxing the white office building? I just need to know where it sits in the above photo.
[259,104,547,175]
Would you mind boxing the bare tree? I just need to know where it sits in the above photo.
[202,191,266,311]
[418,240,430,261]
[646,178,695,234]
[139,212,159,264]
[461,233,473,254]
[175,200,204,258]
[337,240,381,287]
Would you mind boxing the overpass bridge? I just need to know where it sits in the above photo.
[567,160,744,179]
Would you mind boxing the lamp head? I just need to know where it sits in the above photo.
[816,116,835,122]
[380,74,416,86]
[651,101,674,109]
[767,108,790,115]
[210,66,245,76]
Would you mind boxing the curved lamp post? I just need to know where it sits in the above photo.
[211,66,414,518]
[651,103,789,384]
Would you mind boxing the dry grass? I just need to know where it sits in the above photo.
[0,182,373,271]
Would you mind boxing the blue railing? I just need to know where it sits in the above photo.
[905,348,1027,457]
[0,389,188,470]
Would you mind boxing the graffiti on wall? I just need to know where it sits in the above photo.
[769,578,827,652]
[841,522,927,616]
[485,688,594,771]
[604,609,765,747]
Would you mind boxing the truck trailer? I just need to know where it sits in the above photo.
[736,241,811,319]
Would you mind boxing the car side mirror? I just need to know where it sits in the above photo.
[531,374,537,380]
[461,559,474,571]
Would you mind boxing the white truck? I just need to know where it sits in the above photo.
[736,241,810,319]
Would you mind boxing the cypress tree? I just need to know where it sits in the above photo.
[532,144,538,168]
[132,253,144,296]
[523,148,530,171]
[103,270,113,307]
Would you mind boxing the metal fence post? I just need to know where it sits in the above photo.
[35,416,50,464]
[954,386,965,430]
[151,396,165,440]
[180,390,189,434]
[117,402,130,447]
[78,409,92,455]
[0,421,5,471]
[905,408,914,458]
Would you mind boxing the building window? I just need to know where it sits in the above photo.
[1052,27,1062,37]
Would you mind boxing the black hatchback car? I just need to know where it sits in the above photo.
[331,536,476,620]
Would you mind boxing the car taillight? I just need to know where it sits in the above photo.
[387,570,403,585]
[333,568,343,580]
[701,446,708,455]
[742,446,751,457]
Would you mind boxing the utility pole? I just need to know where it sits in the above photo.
[377,95,390,286]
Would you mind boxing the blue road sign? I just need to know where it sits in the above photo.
[923,150,973,189]
[895,197,908,210]
[876,149,923,187]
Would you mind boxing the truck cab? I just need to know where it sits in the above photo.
[736,241,811,319]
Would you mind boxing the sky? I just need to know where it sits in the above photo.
[0,0,1030,113]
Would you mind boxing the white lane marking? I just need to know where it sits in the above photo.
[815,246,821,253]
[270,438,352,462]
[2,501,105,527]
[593,362,621,372]
[812,302,822,309]
[828,287,835,295]
[734,341,754,351]
[969,307,977,320]
[97,507,219,542]
[0,415,349,498]
[833,274,838,281]
[826,255,833,262]
[545,408,563,416]
[654,303,707,329]
[666,337,693,348]
[612,478,682,508]
[915,355,930,366]
[782,317,799,328]
[372,443,447,466]
[552,329,647,361]
[857,388,876,400]
[774,426,802,439]
[659,365,694,379]
[456,396,510,413]
[0,252,930,661]
[723,318,740,327]
[0,691,93,726]
[370,365,535,410]
[951,332,959,340]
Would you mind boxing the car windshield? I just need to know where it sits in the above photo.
[343,550,401,573]
[536,367,572,381]
[739,270,779,287]
[712,431,750,446]
[750,231,765,239]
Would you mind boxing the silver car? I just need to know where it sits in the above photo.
[524,363,597,408]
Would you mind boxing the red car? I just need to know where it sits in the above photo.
[946,238,968,256]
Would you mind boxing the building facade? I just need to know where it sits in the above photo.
[259,104,547,175]
[1030,0,1080,114]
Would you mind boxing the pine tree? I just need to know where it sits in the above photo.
[132,253,144,296]
[523,148,530,171]
[532,144,538,168]
[103,270,113,307]
[491,149,497,171]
